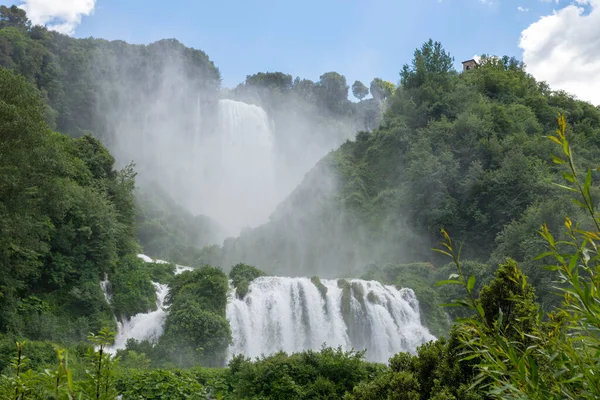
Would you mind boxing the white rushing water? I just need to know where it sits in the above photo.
[226,277,435,363]
[102,256,435,362]
[103,254,192,354]
[201,99,277,235]
[111,96,279,239]
[100,273,112,303]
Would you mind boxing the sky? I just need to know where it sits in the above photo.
[1,0,599,104]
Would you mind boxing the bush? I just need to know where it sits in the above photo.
[116,369,207,399]
[110,255,157,319]
[227,347,383,399]
[229,263,265,299]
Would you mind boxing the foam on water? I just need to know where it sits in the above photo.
[226,277,435,363]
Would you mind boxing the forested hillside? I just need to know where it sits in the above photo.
[0,66,140,340]
[222,40,600,311]
[3,4,600,397]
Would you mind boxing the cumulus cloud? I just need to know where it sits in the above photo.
[518,6,529,12]
[19,0,96,35]
[520,0,600,104]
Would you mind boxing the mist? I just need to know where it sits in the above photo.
[88,40,362,243]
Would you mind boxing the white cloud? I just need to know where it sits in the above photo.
[520,0,600,104]
[19,0,96,35]
[518,6,529,12]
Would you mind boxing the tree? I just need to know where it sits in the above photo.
[369,78,394,101]
[400,39,454,89]
[478,258,539,339]
[352,80,369,101]
[161,300,231,367]
[0,5,30,31]
[245,72,293,91]
[319,71,349,110]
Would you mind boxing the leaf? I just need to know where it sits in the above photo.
[534,251,555,261]
[435,279,463,287]
[432,248,452,258]
[584,168,593,204]
[562,172,575,183]
[439,303,464,307]
[547,136,562,145]
[448,273,459,280]
[467,275,476,292]
[551,155,566,165]
[551,183,578,193]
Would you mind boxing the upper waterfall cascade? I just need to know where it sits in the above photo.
[102,255,435,362]
[203,99,278,234]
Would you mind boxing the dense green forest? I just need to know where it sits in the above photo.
[2,4,600,398]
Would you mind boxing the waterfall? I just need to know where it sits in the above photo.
[226,277,435,363]
[110,93,279,240]
[103,255,435,362]
[100,273,111,303]
[196,99,277,235]
[104,255,192,353]
[108,282,170,352]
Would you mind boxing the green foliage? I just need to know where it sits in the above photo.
[151,267,232,368]
[400,39,454,90]
[161,301,232,368]
[345,370,420,400]
[0,67,139,341]
[227,347,383,400]
[478,258,539,340]
[83,328,119,400]
[0,19,220,138]
[369,78,395,101]
[318,71,350,113]
[345,337,483,400]
[434,117,600,398]
[0,337,56,373]
[116,349,151,370]
[311,276,328,299]
[116,369,207,399]
[167,267,229,315]
[352,80,369,101]
[229,263,265,299]
[245,71,293,91]
[0,329,121,399]
[146,261,176,284]
[135,185,224,267]
[110,255,157,319]
[0,6,30,31]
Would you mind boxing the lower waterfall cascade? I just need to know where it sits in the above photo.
[102,255,435,363]
[227,276,435,363]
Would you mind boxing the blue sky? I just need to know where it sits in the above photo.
[2,0,598,103]
[72,0,554,88]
